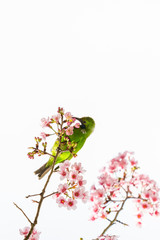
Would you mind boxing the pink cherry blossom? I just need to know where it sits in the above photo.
[19,226,30,236]
[92,204,99,214]
[98,171,116,188]
[90,184,96,191]
[77,175,87,186]
[151,192,158,202]
[130,157,138,166]
[54,192,60,198]
[137,212,143,219]
[118,157,128,169]
[98,235,118,240]
[66,126,74,136]
[64,112,73,121]
[74,122,80,128]
[136,221,142,227]
[71,162,85,173]
[67,199,77,210]
[118,151,128,159]
[57,183,68,193]
[51,113,61,123]
[41,117,50,128]
[67,121,72,126]
[81,190,89,203]
[143,189,150,199]
[73,187,83,199]
[155,210,160,216]
[141,202,149,209]
[56,196,67,207]
[59,160,70,169]
[19,227,41,240]
[100,209,108,219]
[59,168,68,180]
[108,157,120,172]
[95,188,105,198]
[69,170,78,183]
[40,132,48,140]
[90,215,96,221]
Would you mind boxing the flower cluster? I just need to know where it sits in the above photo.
[89,151,160,227]
[133,173,160,225]
[54,160,88,210]
[19,227,40,240]
[27,107,80,159]
[98,234,118,240]
[41,108,80,137]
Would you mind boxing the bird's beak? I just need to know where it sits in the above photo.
[73,117,82,123]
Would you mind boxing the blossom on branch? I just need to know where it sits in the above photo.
[41,117,50,128]
[54,161,88,210]
[75,122,80,128]
[51,113,61,123]
[27,107,85,162]
[40,132,47,140]
[66,126,74,135]
[89,151,160,228]
[98,235,118,240]
[64,112,73,121]
[19,226,41,240]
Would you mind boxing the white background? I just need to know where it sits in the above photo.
[0,0,160,239]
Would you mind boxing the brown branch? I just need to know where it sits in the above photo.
[24,149,60,240]
[116,219,129,226]
[128,195,148,202]
[100,190,129,236]
[26,191,58,200]
[99,191,148,237]
[13,202,32,225]
[31,147,56,158]
[98,190,150,239]
[106,216,129,226]
[24,115,64,240]
[43,191,58,199]
[26,193,41,199]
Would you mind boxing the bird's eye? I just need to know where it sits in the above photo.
[83,121,86,124]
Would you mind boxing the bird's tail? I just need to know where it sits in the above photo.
[34,162,51,179]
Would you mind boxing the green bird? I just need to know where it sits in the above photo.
[35,117,95,179]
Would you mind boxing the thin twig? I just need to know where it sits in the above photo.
[26,193,41,199]
[43,191,58,199]
[26,191,58,200]
[13,202,32,225]
[106,217,128,226]
[116,219,129,226]
[31,147,56,158]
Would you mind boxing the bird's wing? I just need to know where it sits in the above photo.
[47,128,87,165]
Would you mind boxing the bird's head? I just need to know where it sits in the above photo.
[75,116,95,137]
